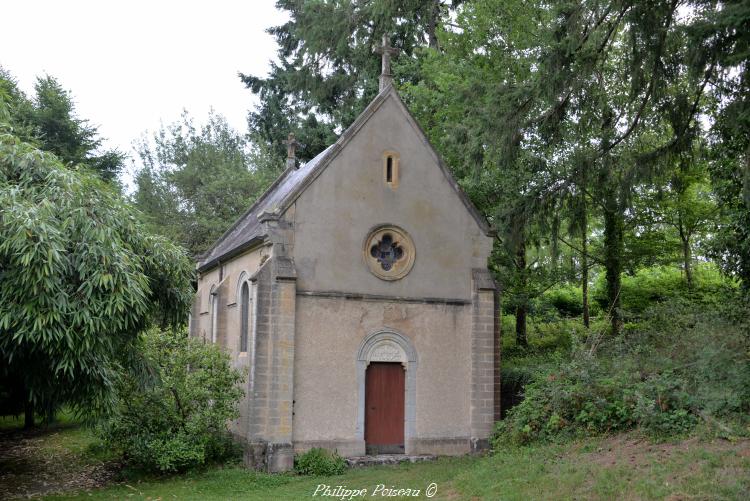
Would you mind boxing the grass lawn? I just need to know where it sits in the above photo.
[2,415,748,500]
[16,428,742,500]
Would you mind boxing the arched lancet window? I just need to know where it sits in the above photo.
[382,150,400,189]
[210,288,218,344]
[240,281,250,353]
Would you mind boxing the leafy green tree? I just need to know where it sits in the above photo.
[408,0,721,336]
[0,108,194,426]
[133,111,278,256]
[630,152,718,287]
[403,0,576,345]
[688,1,750,291]
[0,68,35,141]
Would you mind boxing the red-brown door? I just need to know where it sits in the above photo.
[365,362,405,454]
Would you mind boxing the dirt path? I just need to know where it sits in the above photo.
[0,424,119,499]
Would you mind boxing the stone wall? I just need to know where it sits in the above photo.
[242,256,297,472]
[292,293,476,457]
[289,93,493,301]
[469,269,498,450]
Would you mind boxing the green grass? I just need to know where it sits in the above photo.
[38,432,749,500]
[2,415,747,500]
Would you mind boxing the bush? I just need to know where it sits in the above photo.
[592,263,736,316]
[99,328,245,472]
[534,284,584,317]
[494,294,750,446]
[294,448,346,476]
[501,314,581,360]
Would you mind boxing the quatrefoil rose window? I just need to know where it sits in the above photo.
[363,226,415,280]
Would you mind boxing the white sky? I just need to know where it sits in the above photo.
[0,0,287,186]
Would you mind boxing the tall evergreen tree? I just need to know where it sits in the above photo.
[241,0,452,164]
[0,70,125,184]
[689,0,750,291]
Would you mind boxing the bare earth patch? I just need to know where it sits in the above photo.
[0,425,120,499]
[585,434,750,468]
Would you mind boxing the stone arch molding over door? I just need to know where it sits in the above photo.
[356,330,417,453]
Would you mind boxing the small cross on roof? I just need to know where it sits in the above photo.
[374,34,400,91]
[282,132,301,160]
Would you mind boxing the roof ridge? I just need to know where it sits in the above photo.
[197,84,493,272]
[196,163,294,262]
[274,85,493,236]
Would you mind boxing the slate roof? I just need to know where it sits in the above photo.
[196,86,493,273]
[196,144,334,271]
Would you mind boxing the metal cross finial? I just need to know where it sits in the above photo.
[374,34,400,91]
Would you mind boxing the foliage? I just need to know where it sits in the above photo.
[690,0,750,293]
[242,0,451,165]
[0,69,125,184]
[99,328,244,473]
[0,124,194,422]
[133,111,278,256]
[293,447,347,476]
[495,294,750,445]
[534,284,603,319]
[592,263,736,316]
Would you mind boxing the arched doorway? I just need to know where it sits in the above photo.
[365,362,405,453]
[356,330,417,455]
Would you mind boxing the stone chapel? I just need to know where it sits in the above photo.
[190,36,500,472]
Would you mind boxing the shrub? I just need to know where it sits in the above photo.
[536,284,584,317]
[501,314,580,360]
[294,448,346,476]
[99,328,245,472]
[494,294,750,446]
[592,263,736,316]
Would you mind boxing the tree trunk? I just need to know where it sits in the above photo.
[515,303,528,348]
[426,0,440,49]
[582,214,590,329]
[678,217,693,288]
[24,399,34,429]
[515,237,528,348]
[603,190,624,336]
[580,163,590,329]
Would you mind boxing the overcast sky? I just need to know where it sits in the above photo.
[0,0,287,184]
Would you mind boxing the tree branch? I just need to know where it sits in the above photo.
[557,235,605,265]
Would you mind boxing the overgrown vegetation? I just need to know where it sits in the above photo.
[98,328,245,473]
[495,290,750,445]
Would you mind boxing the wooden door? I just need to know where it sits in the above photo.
[365,362,405,454]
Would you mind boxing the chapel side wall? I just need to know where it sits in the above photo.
[193,245,270,440]
[193,247,268,352]
[292,296,473,457]
[290,95,493,302]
